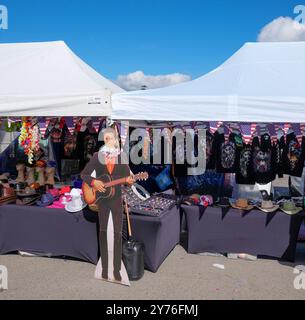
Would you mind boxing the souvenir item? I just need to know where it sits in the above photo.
[251,133,276,184]
[45,167,56,186]
[16,163,26,183]
[35,167,45,186]
[282,133,305,177]
[0,172,9,182]
[65,188,87,212]
[155,166,173,191]
[72,178,83,189]
[236,144,255,185]
[126,194,176,217]
[29,183,40,190]
[1,185,15,198]
[47,195,72,209]
[214,132,242,173]
[36,193,54,207]
[280,201,303,215]
[47,188,61,200]
[19,119,40,164]
[14,182,27,192]
[256,200,279,213]
[17,187,38,198]
[199,195,213,207]
[231,198,254,211]
[16,195,40,206]
[59,186,71,195]
[25,166,35,186]
[36,160,47,168]
[16,187,39,205]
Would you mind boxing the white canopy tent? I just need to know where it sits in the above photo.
[0,41,124,116]
[112,41,305,123]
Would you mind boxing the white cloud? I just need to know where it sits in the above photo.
[258,16,305,42]
[116,70,191,91]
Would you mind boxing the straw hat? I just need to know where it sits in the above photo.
[280,201,303,215]
[256,200,279,213]
[231,199,254,211]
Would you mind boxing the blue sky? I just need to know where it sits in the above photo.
[0,0,303,83]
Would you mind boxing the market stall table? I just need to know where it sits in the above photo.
[0,204,180,272]
[181,205,305,261]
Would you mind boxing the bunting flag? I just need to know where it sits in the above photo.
[209,121,218,134]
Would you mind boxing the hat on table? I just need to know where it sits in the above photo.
[256,200,279,213]
[280,201,302,215]
[65,188,87,213]
[37,193,54,207]
[48,194,72,209]
[231,199,254,211]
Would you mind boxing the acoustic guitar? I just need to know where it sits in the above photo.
[82,172,148,204]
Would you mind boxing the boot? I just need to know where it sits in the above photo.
[45,167,55,186]
[16,164,25,183]
[25,167,35,186]
[100,231,108,280]
[36,167,45,186]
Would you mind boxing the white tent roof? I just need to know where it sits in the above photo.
[112,41,305,122]
[0,41,124,116]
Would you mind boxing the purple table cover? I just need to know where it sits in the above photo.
[181,205,305,261]
[0,204,180,272]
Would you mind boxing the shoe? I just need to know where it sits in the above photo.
[113,270,122,282]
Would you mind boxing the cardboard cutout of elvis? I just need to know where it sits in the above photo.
[81,128,134,286]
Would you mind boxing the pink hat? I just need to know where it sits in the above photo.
[47,195,72,209]
[200,195,213,207]
[60,186,71,195]
[47,188,60,199]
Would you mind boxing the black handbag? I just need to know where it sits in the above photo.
[122,197,145,281]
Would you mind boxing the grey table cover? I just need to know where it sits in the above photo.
[0,204,180,272]
[181,205,305,261]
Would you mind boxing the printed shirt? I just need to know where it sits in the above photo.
[214,132,243,173]
[235,143,255,185]
[282,133,305,177]
[251,133,276,184]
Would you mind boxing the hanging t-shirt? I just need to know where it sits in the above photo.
[44,120,69,178]
[196,130,216,170]
[273,135,285,179]
[214,132,243,173]
[251,133,276,184]
[235,143,254,185]
[282,133,305,177]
